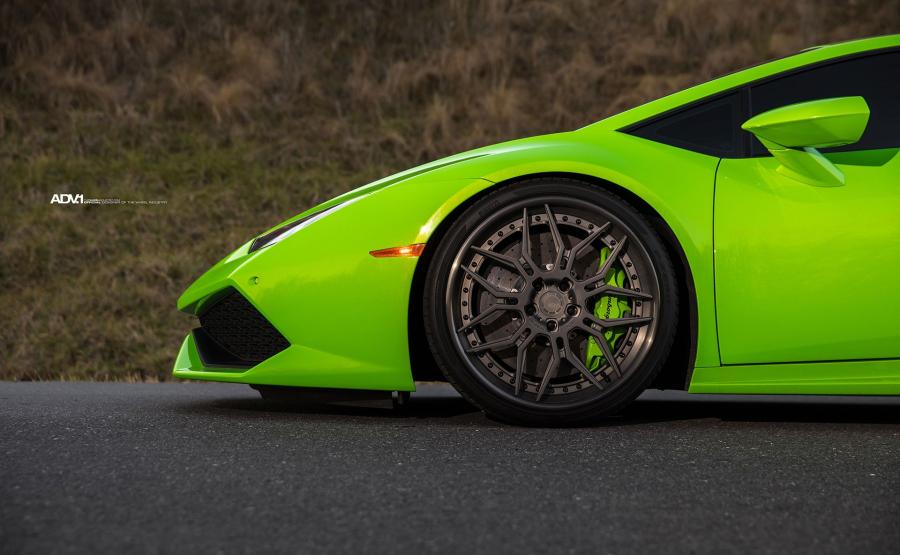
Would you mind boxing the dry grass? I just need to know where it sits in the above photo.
[1,0,898,380]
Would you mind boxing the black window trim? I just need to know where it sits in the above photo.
[619,45,900,159]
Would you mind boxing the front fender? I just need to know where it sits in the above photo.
[413,130,721,369]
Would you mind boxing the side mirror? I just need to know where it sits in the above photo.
[741,96,869,187]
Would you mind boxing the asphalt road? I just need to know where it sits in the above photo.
[1,382,899,554]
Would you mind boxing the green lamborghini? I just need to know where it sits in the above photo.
[174,34,900,425]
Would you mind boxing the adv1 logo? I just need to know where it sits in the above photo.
[51,193,84,204]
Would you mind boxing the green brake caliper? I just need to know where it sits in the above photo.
[585,246,631,371]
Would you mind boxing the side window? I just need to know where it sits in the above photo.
[749,50,900,155]
[625,93,742,158]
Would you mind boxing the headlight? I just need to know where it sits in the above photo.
[248,204,338,253]
[248,196,362,253]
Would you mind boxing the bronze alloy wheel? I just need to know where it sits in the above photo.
[424,179,678,425]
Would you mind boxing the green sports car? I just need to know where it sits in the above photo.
[174,34,900,425]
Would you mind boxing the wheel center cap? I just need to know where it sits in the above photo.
[536,289,566,318]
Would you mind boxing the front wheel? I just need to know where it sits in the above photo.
[423,179,679,426]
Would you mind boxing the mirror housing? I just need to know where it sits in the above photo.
[741,96,870,187]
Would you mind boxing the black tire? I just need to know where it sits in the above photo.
[423,178,679,426]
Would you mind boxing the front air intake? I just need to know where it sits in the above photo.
[194,288,289,367]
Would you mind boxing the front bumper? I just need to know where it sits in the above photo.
[173,328,416,388]
[172,256,419,391]
[172,177,495,392]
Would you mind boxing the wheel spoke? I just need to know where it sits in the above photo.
[595,331,623,378]
[470,246,526,277]
[520,207,538,271]
[563,223,610,271]
[466,323,528,353]
[461,266,518,299]
[562,335,606,391]
[544,204,564,269]
[578,324,623,378]
[535,342,561,402]
[514,333,538,396]
[456,304,520,333]
[589,285,653,301]
[583,313,652,329]
[581,235,628,289]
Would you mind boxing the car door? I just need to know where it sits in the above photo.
[715,49,900,365]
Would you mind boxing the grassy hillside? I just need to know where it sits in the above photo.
[2,0,898,380]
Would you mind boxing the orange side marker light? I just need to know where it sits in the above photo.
[369,243,426,258]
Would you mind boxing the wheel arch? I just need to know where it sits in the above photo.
[408,171,698,390]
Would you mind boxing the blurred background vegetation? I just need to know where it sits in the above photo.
[1,0,898,380]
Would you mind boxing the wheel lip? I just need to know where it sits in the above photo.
[443,194,663,411]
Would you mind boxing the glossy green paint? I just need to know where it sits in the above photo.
[742,96,870,149]
[714,147,900,365]
[742,96,870,186]
[689,359,900,395]
[175,34,900,395]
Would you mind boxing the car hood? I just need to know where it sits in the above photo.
[261,131,581,234]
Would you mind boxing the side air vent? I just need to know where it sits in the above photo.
[195,288,289,367]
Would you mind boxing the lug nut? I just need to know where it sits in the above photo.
[546,320,558,332]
